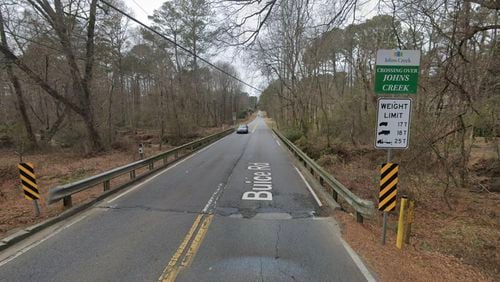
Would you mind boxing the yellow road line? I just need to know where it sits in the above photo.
[158,214,203,281]
[181,215,214,267]
[158,214,214,282]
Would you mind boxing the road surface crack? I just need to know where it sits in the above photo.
[278,267,296,281]
[96,205,201,215]
[275,222,281,259]
[259,258,264,282]
[221,134,250,184]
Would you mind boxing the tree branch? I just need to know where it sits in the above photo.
[0,44,84,115]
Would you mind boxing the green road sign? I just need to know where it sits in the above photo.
[375,50,420,95]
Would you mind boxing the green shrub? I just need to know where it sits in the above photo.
[283,128,303,142]
[237,110,247,119]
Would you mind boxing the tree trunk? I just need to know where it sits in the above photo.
[107,79,115,144]
[83,111,102,153]
[159,87,165,150]
[0,9,38,149]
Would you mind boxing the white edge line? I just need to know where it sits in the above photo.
[202,183,224,213]
[107,169,168,203]
[0,214,89,268]
[107,137,226,203]
[0,135,231,268]
[276,140,281,147]
[339,237,377,282]
[294,166,323,207]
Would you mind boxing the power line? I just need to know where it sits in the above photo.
[3,30,139,80]
[129,0,149,17]
[99,0,262,93]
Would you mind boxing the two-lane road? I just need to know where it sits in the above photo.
[0,117,374,281]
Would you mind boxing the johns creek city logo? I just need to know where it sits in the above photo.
[384,50,411,64]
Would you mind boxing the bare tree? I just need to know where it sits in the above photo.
[0,6,38,148]
[0,0,103,151]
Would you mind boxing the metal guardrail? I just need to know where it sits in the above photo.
[48,128,234,207]
[272,128,375,222]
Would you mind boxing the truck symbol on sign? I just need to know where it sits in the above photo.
[377,139,392,145]
[379,122,388,127]
[378,130,391,135]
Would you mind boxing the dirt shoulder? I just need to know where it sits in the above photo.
[335,211,493,282]
[0,125,233,239]
[0,148,154,239]
[308,138,500,281]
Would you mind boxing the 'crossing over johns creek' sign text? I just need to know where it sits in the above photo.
[375,50,420,95]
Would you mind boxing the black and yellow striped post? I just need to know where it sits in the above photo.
[379,163,399,211]
[18,162,41,216]
[380,162,399,245]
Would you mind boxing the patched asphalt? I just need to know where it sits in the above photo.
[0,117,369,282]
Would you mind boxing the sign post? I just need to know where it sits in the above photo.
[374,49,419,245]
[375,97,411,245]
[379,162,399,244]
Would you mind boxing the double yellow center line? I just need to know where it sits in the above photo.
[158,213,214,281]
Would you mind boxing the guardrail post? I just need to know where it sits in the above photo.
[149,162,154,170]
[332,189,338,201]
[356,211,363,223]
[272,127,375,223]
[103,180,110,191]
[63,195,72,208]
[405,200,415,244]
[130,170,136,180]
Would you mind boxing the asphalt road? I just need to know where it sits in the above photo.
[0,116,373,282]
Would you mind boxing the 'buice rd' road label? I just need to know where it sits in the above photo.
[242,162,273,201]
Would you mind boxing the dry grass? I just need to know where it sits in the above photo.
[306,136,500,280]
[336,211,494,282]
[0,149,138,238]
[0,125,229,239]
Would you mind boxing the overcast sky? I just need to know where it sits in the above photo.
[122,0,379,97]
[122,0,265,97]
